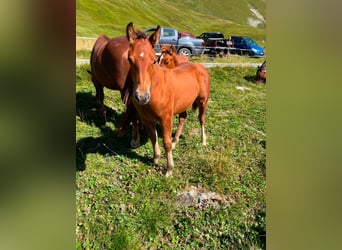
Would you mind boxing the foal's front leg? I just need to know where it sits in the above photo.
[144,122,161,165]
[161,116,174,177]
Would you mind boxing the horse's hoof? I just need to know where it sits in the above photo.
[116,127,126,137]
[153,156,160,166]
[130,140,140,149]
[165,170,173,177]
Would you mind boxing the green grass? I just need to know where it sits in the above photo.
[76,64,266,249]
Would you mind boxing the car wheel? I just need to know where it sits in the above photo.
[178,48,191,58]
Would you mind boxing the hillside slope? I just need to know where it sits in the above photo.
[76,0,265,43]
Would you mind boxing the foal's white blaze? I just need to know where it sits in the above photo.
[140,52,144,58]
[158,54,164,64]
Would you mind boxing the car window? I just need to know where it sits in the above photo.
[244,37,258,47]
[163,29,175,37]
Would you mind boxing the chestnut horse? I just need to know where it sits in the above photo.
[256,60,266,84]
[126,22,210,177]
[158,44,189,68]
[89,34,141,148]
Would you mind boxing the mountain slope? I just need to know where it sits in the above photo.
[76,0,266,42]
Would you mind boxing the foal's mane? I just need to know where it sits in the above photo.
[136,30,148,39]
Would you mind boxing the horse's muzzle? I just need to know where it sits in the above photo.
[134,91,150,105]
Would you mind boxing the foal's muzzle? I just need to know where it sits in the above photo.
[134,91,150,105]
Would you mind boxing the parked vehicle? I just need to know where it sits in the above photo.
[229,36,265,57]
[178,32,195,38]
[144,27,205,57]
[197,32,229,56]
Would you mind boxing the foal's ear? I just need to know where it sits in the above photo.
[126,22,137,45]
[170,45,176,54]
[149,25,160,47]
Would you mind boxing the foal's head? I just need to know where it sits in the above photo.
[158,45,177,68]
[126,22,160,105]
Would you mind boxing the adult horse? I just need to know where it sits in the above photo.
[126,22,210,177]
[158,44,189,68]
[89,34,141,148]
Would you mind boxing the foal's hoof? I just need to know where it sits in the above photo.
[165,170,173,177]
[172,138,178,149]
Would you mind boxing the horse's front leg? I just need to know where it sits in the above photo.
[172,111,187,149]
[161,116,174,177]
[144,121,161,165]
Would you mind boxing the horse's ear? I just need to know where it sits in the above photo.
[149,25,160,47]
[126,22,137,45]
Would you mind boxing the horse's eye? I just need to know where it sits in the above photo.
[164,60,169,65]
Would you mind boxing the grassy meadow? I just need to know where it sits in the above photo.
[76,64,266,249]
[76,0,266,44]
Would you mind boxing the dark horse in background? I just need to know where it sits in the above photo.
[256,60,266,84]
[88,34,142,148]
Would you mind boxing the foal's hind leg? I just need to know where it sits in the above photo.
[172,111,187,149]
[198,99,208,146]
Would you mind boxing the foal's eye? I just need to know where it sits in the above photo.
[164,60,169,65]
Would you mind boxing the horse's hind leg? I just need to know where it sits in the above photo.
[94,83,106,121]
[172,111,187,149]
[198,99,207,146]
[130,111,141,149]
[117,104,141,148]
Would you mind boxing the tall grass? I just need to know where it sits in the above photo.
[76,64,266,249]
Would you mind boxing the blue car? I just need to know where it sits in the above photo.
[230,36,265,57]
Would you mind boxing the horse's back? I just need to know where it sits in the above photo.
[163,63,210,113]
[90,35,109,66]
[90,35,130,91]
[176,54,189,65]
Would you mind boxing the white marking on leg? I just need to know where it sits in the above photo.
[153,129,161,165]
[165,150,174,177]
[202,125,207,146]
